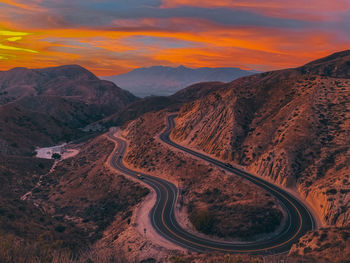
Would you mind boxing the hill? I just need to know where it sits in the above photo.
[102,65,256,97]
[100,81,228,128]
[171,50,350,230]
[0,65,138,154]
[0,65,137,115]
[0,135,148,262]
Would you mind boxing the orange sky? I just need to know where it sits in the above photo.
[0,0,349,75]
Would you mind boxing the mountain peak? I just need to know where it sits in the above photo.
[7,67,30,73]
[36,64,99,81]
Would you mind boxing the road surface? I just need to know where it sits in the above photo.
[107,114,315,254]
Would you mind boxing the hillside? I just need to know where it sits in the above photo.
[0,96,103,155]
[0,135,148,262]
[101,81,227,128]
[171,50,350,230]
[102,65,256,97]
[0,65,139,154]
[122,111,283,240]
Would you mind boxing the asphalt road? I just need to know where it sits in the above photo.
[108,114,315,254]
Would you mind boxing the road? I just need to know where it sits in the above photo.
[107,114,315,254]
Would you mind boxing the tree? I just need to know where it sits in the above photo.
[52,153,61,160]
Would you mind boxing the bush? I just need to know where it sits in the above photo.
[52,153,62,159]
[54,225,66,233]
[326,189,337,195]
[189,210,216,234]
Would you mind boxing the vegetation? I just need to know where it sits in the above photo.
[52,153,62,159]
[0,137,149,262]
[189,203,283,238]
[0,233,126,263]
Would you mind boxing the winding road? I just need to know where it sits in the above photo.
[107,114,315,254]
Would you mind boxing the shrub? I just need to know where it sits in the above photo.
[52,153,62,159]
[326,189,337,195]
[189,210,216,234]
[54,225,66,233]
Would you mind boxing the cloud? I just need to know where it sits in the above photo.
[0,0,349,75]
[0,30,29,36]
[0,43,38,53]
[0,29,38,58]
[6,36,22,42]
[161,0,350,18]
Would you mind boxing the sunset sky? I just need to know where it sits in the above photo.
[0,0,350,75]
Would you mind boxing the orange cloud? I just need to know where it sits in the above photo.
[0,1,349,75]
[153,30,350,71]
[1,22,349,75]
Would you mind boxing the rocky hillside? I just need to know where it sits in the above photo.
[30,136,149,242]
[171,50,350,228]
[0,135,148,262]
[0,96,101,155]
[289,227,350,262]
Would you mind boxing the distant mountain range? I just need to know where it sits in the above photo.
[102,66,258,97]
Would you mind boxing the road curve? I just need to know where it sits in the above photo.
[107,114,315,254]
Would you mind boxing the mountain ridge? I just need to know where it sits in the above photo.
[102,65,257,97]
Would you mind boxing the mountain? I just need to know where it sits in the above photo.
[170,50,350,231]
[0,65,137,115]
[102,65,257,97]
[0,65,138,154]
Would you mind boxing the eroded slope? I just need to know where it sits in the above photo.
[171,51,350,228]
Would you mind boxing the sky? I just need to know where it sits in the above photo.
[0,0,350,76]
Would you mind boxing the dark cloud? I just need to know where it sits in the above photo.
[38,0,310,29]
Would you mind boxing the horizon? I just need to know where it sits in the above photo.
[102,64,260,77]
[0,63,258,77]
[0,0,350,75]
[1,49,348,78]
